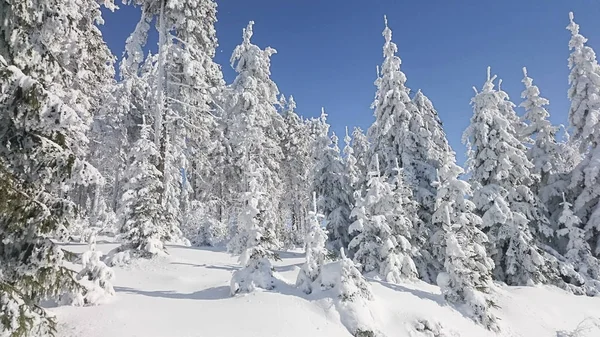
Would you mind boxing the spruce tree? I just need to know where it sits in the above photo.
[350,127,370,196]
[225,22,281,293]
[280,96,313,247]
[315,132,353,255]
[0,0,115,333]
[368,18,454,280]
[519,67,575,237]
[433,154,498,331]
[557,195,600,288]
[110,120,167,263]
[118,0,225,242]
[77,239,116,305]
[229,163,278,295]
[520,67,561,188]
[463,68,551,285]
[566,12,600,257]
[297,192,328,294]
[0,57,102,336]
[349,156,417,282]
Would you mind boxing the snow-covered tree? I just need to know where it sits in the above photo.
[0,55,103,336]
[224,21,284,250]
[116,0,225,243]
[344,127,360,192]
[230,164,278,295]
[77,239,116,305]
[226,21,283,293]
[520,67,561,187]
[1,1,115,331]
[314,129,354,255]
[368,18,455,279]
[463,68,552,286]
[321,248,373,302]
[368,17,412,178]
[184,200,228,247]
[408,89,454,219]
[349,156,417,282]
[351,127,370,196]
[566,12,600,151]
[519,67,576,236]
[557,195,600,287]
[110,120,166,263]
[566,12,600,257]
[297,192,328,294]
[433,156,498,331]
[319,248,377,337]
[1,0,117,234]
[280,96,314,246]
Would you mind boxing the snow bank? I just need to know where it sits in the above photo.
[50,242,600,337]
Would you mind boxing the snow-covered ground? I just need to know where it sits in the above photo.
[51,242,600,337]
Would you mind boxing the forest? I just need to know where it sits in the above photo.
[1,1,600,337]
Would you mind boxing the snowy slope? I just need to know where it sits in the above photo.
[51,242,600,337]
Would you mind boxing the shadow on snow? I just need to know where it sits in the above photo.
[114,285,232,301]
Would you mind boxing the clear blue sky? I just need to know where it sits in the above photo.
[99,0,600,165]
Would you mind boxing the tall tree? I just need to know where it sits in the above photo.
[0,0,116,334]
[368,16,412,179]
[519,67,572,244]
[463,68,552,285]
[0,58,103,336]
[566,12,600,257]
[225,22,282,292]
[280,96,313,246]
[433,150,499,331]
[111,119,167,263]
[410,89,457,281]
[367,18,454,279]
[349,156,417,282]
[315,131,353,255]
[520,67,561,188]
[116,0,225,241]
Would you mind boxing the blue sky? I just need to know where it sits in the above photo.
[99,0,600,165]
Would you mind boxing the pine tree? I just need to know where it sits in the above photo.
[520,67,561,187]
[463,68,551,286]
[349,156,417,282]
[110,120,167,264]
[118,0,225,243]
[351,127,370,196]
[225,21,284,251]
[557,195,600,291]
[229,163,278,295]
[0,0,115,333]
[368,18,454,280]
[344,127,360,192]
[433,155,498,331]
[77,239,116,305]
[1,0,117,229]
[225,22,282,293]
[566,12,600,257]
[410,90,459,281]
[297,192,328,294]
[0,57,102,336]
[280,96,314,247]
[519,67,576,237]
[368,16,413,179]
[315,131,353,255]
